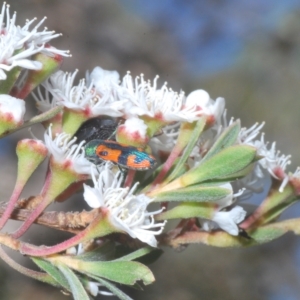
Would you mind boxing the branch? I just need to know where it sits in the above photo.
[0,201,98,234]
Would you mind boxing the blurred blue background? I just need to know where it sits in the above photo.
[1,0,300,299]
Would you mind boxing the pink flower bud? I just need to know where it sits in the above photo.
[116,117,149,147]
[0,94,25,135]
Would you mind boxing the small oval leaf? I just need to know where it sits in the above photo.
[58,265,90,300]
[155,202,214,220]
[32,257,70,291]
[80,260,155,286]
[183,145,257,185]
[201,120,240,163]
[155,185,232,203]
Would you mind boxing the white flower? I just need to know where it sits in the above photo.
[40,69,125,117]
[0,3,69,80]
[238,122,265,145]
[33,83,57,112]
[238,124,291,178]
[149,122,179,154]
[42,70,92,111]
[212,206,247,236]
[86,281,113,297]
[66,243,85,256]
[255,135,290,178]
[185,89,225,124]
[238,124,291,192]
[292,167,300,179]
[216,183,244,209]
[86,66,119,96]
[0,94,25,124]
[233,169,269,201]
[83,164,166,247]
[44,126,93,174]
[150,133,176,155]
[121,73,206,123]
[199,186,245,235]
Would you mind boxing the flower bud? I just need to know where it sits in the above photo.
[0,95,25,135]
[116,117,149,147]
[0,139,48,229]
[16,139,48,182]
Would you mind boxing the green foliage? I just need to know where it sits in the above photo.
[154,184,232,202]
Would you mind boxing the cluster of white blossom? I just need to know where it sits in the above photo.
[0,2,69,80]
[31,60,298,241]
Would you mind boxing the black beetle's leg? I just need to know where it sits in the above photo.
[96,162,104,173]
[107,128,117,141]
[107,120,123,140]
[118,166,128,186]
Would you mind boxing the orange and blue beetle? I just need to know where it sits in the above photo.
[84,139,156,170]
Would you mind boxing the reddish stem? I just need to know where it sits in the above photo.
[20,228,87,257]
[20,210,110,257]
[0,246,49,281]
[0,185,24,229]
[40,168,52,195]
[12,198,51,239]
[12,171,53,238]
[151,146,181,188]
[239,209,261,230]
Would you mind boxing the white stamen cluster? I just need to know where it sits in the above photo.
[37,69,126,117]
[83,164,166,247]
[0,3,69,80]
[121,72,205,122]
[44,126,93,174]
[36,67,225,127]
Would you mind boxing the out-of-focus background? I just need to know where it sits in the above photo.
[1,0,300,299]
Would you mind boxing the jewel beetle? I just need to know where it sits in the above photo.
[84,139,156,170]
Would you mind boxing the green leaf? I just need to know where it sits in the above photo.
[200,120,240,163]
[155,202,214,220]
[261,218,300,236]
[79,260,155,286]
[57,265,91,300]
[258,197,298,226]
[139,158,188,194]
[170,230,254,248]
[166,118,206,182]
[154,145,257,194]
[115,245,163,265]
[114,247,155,262]
[242,184,297,229]
[154,184,232,203]
[249,226,286,244]
[182,144,257,185]
[32,257,70,291]
[132,248,163,265]
[170,218,300,248]
[217,163,255,181]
